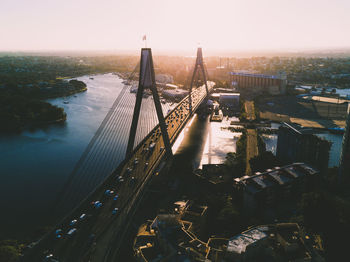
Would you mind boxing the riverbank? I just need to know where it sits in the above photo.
[35,79,87,100]
[0,79,88,133]
[0,98,67,133]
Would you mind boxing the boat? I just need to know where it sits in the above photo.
[210,109,223,122]
[63,100,69,104]
[89,77,94,80]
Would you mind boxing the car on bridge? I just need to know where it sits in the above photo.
[133,158,139,166]
[125,167,133,175]
[67,228,77,237]
[79,213,87,221]
[92,201,103,209]
[104,189,114,196]
[116,175,124,184]
[43,253,59,262]
[129,176,137,187]
[69,219,77,226]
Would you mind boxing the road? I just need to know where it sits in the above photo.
[25,82,214,262]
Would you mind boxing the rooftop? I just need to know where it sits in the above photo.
[226,223,324,261]
[227,226,268,254]
[234,163,319,193]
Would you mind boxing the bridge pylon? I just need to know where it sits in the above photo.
[126,48,172,158]
[189,47,209,113]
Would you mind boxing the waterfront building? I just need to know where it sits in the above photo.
[209,92,240,111]
[339,103,350,181]
[276,123,331,173]
[230,71,287,95]
[219,93,240,109]
[233,163,319,214]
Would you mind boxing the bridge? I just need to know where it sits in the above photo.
[24,48,214,261]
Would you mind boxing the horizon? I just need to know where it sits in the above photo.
[1,0,350,53]
[2,47,350,58]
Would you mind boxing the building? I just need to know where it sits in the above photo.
[219,93,240,109]
[226,223,325,262]
[276,123,331,173]
[161,88,188,100]
[339,103,350,181]
[209,92,240,111]
[155,74,173,84]
[230,71,287,95]
[133,201,208,262]
[233,163,319,214]
[194,164,232,191]
[134,200,324,261]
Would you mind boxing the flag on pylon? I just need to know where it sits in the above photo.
[142,35,146,41]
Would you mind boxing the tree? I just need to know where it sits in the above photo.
[249,151,281,173]
[0,245,20,262]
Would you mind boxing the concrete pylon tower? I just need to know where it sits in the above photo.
[189,47,209,112]
[126,48,172,158]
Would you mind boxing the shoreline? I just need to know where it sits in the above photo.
[41,86,87,100]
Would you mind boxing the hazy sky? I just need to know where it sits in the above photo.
[1,0,349,52]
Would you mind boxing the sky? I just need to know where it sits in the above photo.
[0,0,350,53]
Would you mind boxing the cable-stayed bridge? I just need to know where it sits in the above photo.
[24,47,214,262]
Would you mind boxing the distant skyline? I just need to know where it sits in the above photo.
[1,0,350,52]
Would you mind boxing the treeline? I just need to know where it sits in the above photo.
[0,240,22,262]
[0,91,66,133]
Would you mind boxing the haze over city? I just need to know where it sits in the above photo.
[1,0,350,52]
[1,1,350,261]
